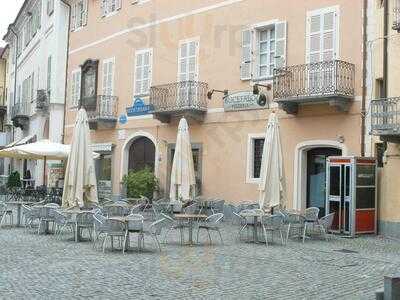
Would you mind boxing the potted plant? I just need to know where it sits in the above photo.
[122,167,158,200]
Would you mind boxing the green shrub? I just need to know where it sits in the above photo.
[7,171,21,188]
[122,168,158,199]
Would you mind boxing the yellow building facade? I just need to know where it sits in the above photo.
[64,0,365,217]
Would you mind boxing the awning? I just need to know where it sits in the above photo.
[5,134,36,148]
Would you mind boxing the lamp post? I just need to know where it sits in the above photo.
[252,84,271,107]
[207,89,229,100]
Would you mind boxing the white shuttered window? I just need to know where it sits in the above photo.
[71,0,88,31]
[134,49,152,96]
[241,21,287,81]
[102,58,115,96]
[71,69,81,107]
[178,39,199,82]
[306,7,338,63]
[101,0,121,17]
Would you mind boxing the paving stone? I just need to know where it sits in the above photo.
[0,225,399,299]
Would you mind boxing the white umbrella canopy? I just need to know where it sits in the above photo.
[170,117,196,202]
[0,140,70,160]
[62,108,98,208]
[258,112,286,211]
[0,140,100,160]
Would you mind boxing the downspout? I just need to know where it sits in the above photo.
[361,0,368,157]
[60,0,71,145]
[9,26,19,170]
[383,0,389,98]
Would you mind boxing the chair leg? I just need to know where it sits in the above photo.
[262,226,268,247]
[207,229,212,245]
[102,235,107,253]
[196,228,200,243]
[218,229,224,245]
[302,223,307,244]
[153,235,161,252]
[279,229,284,245]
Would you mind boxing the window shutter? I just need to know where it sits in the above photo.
[100,0,107,17]
[116,0,122,10]
[306,14,321,63]
[102,59,115,96]
[322,11,337,61]
[178,42,188,82]
[82,0,88,26]
[240,29,252,80]
[71,3,76,31]
[31,72,35,101]
[275,21,287,69]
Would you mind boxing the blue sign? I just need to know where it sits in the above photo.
[119,114,128,125]
[126,98,154,117]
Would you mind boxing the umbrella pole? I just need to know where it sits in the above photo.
[43,157,46,187]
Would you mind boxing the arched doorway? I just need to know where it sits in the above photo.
[128,136,155,172]
[293,140,348,212]
[306,147,341,217]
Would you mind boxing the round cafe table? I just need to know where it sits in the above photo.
[174,214,208,245]
[239,210,267,243]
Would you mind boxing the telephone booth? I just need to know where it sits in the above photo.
[326,156,377,237]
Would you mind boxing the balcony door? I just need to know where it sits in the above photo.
[306,7,338,94]
[101,58,115,118]
[177,39,199,108]
[128,137,155,172]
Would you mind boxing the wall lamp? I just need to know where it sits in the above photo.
[207,89,229,100]
[252,84,271,107]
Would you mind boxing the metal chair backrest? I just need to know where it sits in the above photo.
[104,218,127,233]
[263,214,284,229]
[319,213,335,231]
[126,214,144,231]
[184,203,198,214]
[160,212,174,223]
[148,218,168,235]
[104,205,125,217]
[305,207,320,222]
[286,213,305,224]
[54,210,68,224]
[93,214,107,231]
[205,213,224,225]
[130,204,143,214]
[212,200,225,213]
[44,203,60,208]
[76,212,94,226]
[0,202,7,214]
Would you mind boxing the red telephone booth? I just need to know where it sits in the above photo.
[326,156,377,237]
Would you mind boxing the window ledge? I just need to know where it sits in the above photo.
[134,93,149,98]
[103,10,119,19]
[246,178,261,184]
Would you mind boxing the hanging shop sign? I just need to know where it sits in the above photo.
[223,91,269,112]
[126,98,154,117]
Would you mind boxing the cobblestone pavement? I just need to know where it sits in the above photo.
[0,222,399,300]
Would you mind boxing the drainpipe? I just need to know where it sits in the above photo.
[60,0,71,145]
[9,26,19,170]
[361,0,368,157]
[383,0,389,98]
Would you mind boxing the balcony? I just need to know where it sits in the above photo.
[11,102,30,130]
[81,95,118,130]
[273,60,355,114]
[35,90,49,113]
[393,0,400,32]
[150,81,208,123]
[371,97,400,143]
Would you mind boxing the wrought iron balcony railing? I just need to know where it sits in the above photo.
[394,0,400,31]
[11,102,30,119]
[81,95,118,129]
[371,97,400,140]
[150,81,208,122]
[273,60,355,102]
[11,102,30,129]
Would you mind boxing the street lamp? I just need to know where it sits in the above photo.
[207,89,229,100]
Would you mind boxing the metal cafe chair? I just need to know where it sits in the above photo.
[196,213,224,245]
[302,207,320,243]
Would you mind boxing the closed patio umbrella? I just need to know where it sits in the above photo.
[62,108,98,208]
[258,112,286,211]
[170,117,196,202]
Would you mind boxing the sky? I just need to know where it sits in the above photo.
[0,0,25,47]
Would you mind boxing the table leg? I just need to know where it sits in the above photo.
[17,204,21,227]
[253,216,258,243]
[189,219,193,245]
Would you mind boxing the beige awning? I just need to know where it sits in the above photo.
[5,134,36,148]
